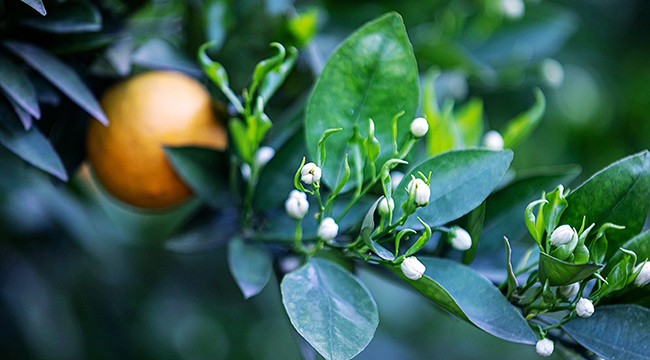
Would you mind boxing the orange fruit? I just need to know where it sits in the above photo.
[86,71,227,209]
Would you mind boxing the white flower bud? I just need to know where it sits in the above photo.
[255,146,275,167]
[300,162,322,185]
[318,217,339,241]
[483,130,504,151]
[541,58,565,88]
[576,298,594,318]
[401,256,426,280]
[241,164,251,180]
[407,178,430,207]
[410,117,429,137]
[536,338,554,357]
[448,226,472,251]
[549,225,577,246]
[634,262,650,286]
[557,282,580,299]
[390,171,404,192]
[501,0,525,20]
[285,190,309,219]
[378,198,395,216]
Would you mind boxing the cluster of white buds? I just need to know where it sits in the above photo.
[407,178,430,207]
[378,198,395,216]
[301,162,322,185]
[447,226,472,251]
[285,190,309,219]
[410,117,429,138]
[401,256,426,280]
[576,297,594,318]
[557,282,580,299]
[318,217,339,241]
[634,262,650,287]
[548,225,578,246]
[535,338,554,357]
[482,130,504,151]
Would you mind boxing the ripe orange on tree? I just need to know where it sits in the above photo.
[86,71,227,209]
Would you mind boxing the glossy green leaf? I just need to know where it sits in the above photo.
[562,305,650,360]
[304,12,419,189]
[4,41,108,125]
[393,149,513,228]
[0,100,67,181]
[560,150,650,259]
[0,55,40,119]
[20,0,46,15]
[20,2,102,33]
[538,252,601,286]
[164,146,230,209]
[395,257,536,344]
[502,88,546,149]
[228,237,273,299]
[281,258,379,360]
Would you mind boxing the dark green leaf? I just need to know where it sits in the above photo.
[538,252,601,286]
[462,200,485,264]
[6,95,32,130]
[304,12,419,189]
[20,0,46,15]
[4,41,108,125]
[604,229,650,277]
[0,100,67,181]
[228,237,273,299]
[393,149,513,228]
[502,88,546,149]
[562,305,650,360]
[132,38,202,77]
[560,150,650,259]
[20,2,102,33]
[0,55,40,119]
[281,258,379,360]
[164,146,230,209]
[394,257,536,344]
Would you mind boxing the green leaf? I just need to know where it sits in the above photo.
[304,12,419,190]
[562,305,650,360]
[258,46,297,107]
[4,41,108,125]
[541,185,568,236]
[504,237,518,298]
[287,8,318,46]
[133,38,202,77]
[424,79,462,156]
[360,197,395,261]
[393,149,513,228]
[251,43,286,93]
[394,257,536,344]
[20,2,102,33]
[164,146,230,209]
[538,252,601,286]
[6,95,32,130]
[317,128,343,168]
[0,100,67,181]
[197,41,243,114]
[0,55,40,119]
[20,0,46,15]
[560,150,650,259]
[605,229,650,277]
[455,98,484,148]
[228,237,273,299]
[462,200,486,265]
[281,258,379,360]
[501,88,546,149]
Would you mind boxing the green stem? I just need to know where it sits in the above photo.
[314,183,324,222]
[542,313,576,331]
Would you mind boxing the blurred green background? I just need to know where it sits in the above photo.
[1,0,650,359]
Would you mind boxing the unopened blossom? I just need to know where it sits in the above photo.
[410,117,429,138]
[549,225,577,246]
[255,146,275,167]
[285,190,309,219]
[536,338,554,357]
[448,226,472,251]
[318,217,339,241]
[407,178,430,207]
[483,130,504,151]
[634,262,650,286]
[378,198,395,216]
[576,298,594,318]
[301,162,321,185]
[401,256,426,280]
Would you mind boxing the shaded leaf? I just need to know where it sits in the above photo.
[304,12,419,190]
[455,98,484,147]
[538,252,601,286]
[0,55,40,119]
[560,150,650,259]
[20,0,46,15]
[502,88,546,149]
[394,257,536,344]
[20,2,102,33]
[132,38,202,77]
[4,41,108,125]
[164,208,238,254]
[562,305,650,360]
[228,237,273,299]
[282,258,379,360]
[393,149,513,228]
[164,146,230,209]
